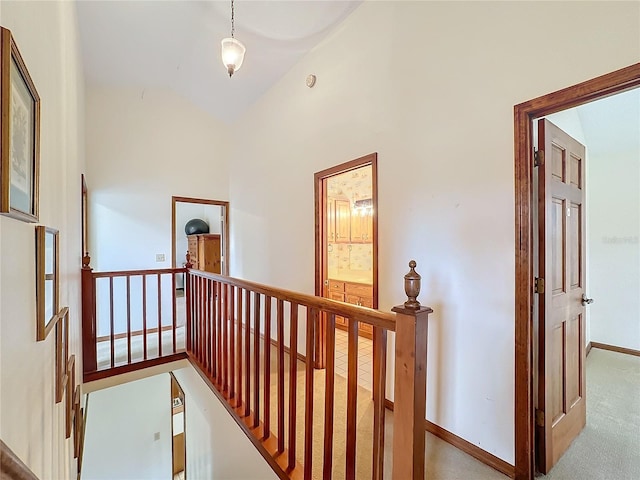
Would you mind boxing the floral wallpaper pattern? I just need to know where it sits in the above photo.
[328,243,373,272]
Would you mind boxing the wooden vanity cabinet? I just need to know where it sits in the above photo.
[327,279,373,338]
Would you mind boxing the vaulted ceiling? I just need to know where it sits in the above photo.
[76,1,361,123]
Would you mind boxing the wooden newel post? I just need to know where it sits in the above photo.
[81,253,97,377]
[392,260,433,480]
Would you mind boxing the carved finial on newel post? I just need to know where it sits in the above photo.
[185,252,193,269]
[82,253,91,269]
[391,260,433,480]
[403,260,421,309]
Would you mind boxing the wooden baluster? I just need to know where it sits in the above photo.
[217,281,223,384]
[288,302,299,470]
[253,292,261,428]
[222,283,228,391]
[214,279,221,376]
[227,285,236,403]
[205,278,212,375]
[345,318,358,480]
[372,326,387,480]
[109,277,115,368]
[263,296,272,440]
[199,276,205,366]
[126,276,132,364]
[237,287,244,409]
[323,313,336,480]
[304,308,316,480]
[157,273,162,358]
[244,289,251,417]
[391,261,431,480]
[172,272,177,353]
[142,275,148,361]
[81,255,97,375]
[185,272,191,354]
[277,299,285,453]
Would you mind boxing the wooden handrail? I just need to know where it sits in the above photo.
[186,261,432,480]
[81,255,187,381]
[1,440,39,480]
[187,269,397,331]
[92,267,187,278]
[79,254,432,480]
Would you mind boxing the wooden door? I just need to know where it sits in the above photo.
[536,119,586,473]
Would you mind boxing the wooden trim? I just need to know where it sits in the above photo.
[590,342,640,357]
[586,341,593,357]
[95,324,175,343]
[514,62,640,480]
[384,399,515,479]
[82,352,188,383]
[171,196,230,275]
[93,267,186,278]
[313,152,378,368]
[0,439,39,480]
[188,270,396,331]
[424,420,516,479]
[188,356,303,480]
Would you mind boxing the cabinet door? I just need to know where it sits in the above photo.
[350,211,364,243]
[363,213,373,243]
[327,199,336,244]
[199,235,221,274]
[335,200,351,243]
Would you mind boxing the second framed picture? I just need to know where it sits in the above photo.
[36,226,59,341]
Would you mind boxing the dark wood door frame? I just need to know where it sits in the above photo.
[314,153,378,368]
[514,63,640,480]
[171,196,230,275]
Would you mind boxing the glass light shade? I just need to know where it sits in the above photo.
[221,37,246,76]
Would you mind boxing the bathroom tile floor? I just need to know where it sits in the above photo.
[333,328,373,391]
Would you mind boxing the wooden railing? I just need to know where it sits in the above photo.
[81,255,188,382]
[1,439,39,480]
[81,254,432,479]
[186,261,432,480]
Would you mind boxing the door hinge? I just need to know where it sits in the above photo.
[535,277,545,294]
[534,149,545,167]
[535,409,545,427]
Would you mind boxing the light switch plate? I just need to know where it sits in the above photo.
[156,254,165,262]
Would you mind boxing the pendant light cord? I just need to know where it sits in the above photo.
[231,0,235,38]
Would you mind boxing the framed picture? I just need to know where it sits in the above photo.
[55,307,69,403]
[0,27,40,222]
[36,226,59,341]
[66,355,75,439]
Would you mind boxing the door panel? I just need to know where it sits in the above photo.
[537,119,587,473]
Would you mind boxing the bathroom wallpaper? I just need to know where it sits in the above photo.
[327,239,373,273]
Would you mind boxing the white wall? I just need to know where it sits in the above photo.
[0,1,85,478]
[227,0,640,464]
[82,374,172,480]
[588,148,640,350]
[86,87,230,272]
[172,365,278,480]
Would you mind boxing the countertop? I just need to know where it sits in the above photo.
[327,270,373,285]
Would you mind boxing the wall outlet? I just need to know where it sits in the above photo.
[154,432,160,441]
[155,254,165,262]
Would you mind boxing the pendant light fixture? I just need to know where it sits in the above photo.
[221,0,246,77]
